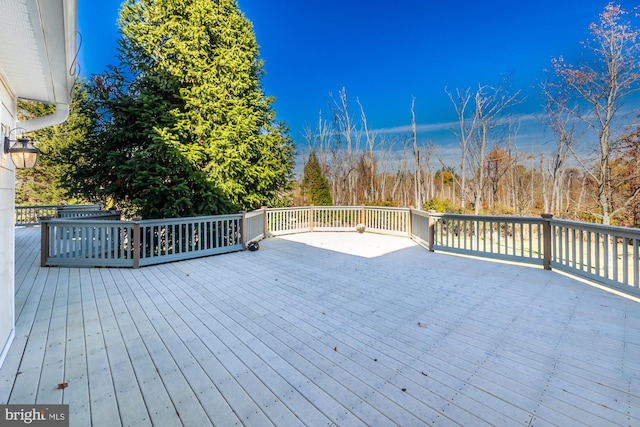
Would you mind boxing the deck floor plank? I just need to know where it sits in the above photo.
[108,268,190,427]
[82,268,121,427]
[3,227,640,426]
[9,268,58,404]
[36,268,69,405]
[62,268,91,427]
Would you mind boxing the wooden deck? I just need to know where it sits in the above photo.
[2,227,640,426]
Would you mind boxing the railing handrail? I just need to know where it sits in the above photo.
[139,213,243,226]
[56,203,103,210]
[44,218,133,225]
[364,205,410,212]
[430,212,544,223]
[244,208,266,219]
[550,217,640,237]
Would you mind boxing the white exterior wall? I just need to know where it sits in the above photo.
[0,77,16,369]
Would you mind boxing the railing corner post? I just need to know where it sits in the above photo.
[407,207,413,237]
[132,216,142,269]
[240,210,247,250]
[427,209,437,252]
[309,205,314,232]
[542,213,553,270]
[40,216,52,267]
[261,206,268,237]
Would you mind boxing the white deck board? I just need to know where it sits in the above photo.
[3,227,640,426]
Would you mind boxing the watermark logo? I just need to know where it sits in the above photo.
[0,405,68,427]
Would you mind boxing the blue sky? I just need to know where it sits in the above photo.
[77,1,639,157]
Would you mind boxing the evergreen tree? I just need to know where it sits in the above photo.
[14,82,94,205]
[301,150,332,206]
[65,0,294,218]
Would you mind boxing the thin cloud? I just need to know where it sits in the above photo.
[371,112,544,136]
[373,121,457,135]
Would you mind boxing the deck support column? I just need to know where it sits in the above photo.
[427,210,436,252]
[262,206,268,238]
[240,211,247,250]
[132,217,142,269]
[542,213,553,270]
[40,216,52,267]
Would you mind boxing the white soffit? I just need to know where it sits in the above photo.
[0,0,76,105]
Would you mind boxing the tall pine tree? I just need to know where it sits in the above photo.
[14,82,95,205]
[65,0,294,218]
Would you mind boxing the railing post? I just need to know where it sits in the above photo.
[132,216,142,269]
[407,208,413,237]
[261,206,268,237]
[40,216,52,267]
[309,205,314,232]
[542,213,553,270]
[240,210,247,250]
[427,210,436,252]
[360,206,366,227]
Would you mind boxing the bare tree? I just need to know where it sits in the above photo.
[553,3,640,224]
[421,141,436,202]
[446,87,472,209]
[411,97,422,208]
[358,98,378,202]
[329,87,360,205]
[467,82,521,215]
[540,80,582,215]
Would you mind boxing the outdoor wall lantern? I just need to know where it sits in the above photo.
[3,129,39,169]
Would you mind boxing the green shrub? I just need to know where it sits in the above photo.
[423,198,456,213]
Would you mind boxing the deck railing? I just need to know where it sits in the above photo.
[243,208,267,243]
[41,213,244,268]
[266,206,410,236]
[42,218,136,268]
[136,214,243,267]
[24,204,640,297]
[549,218,640,295]
[411,211,640,297]
[14,203,102,226]
[428,213,545,266]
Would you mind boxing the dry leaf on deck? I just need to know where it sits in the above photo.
[417,322,427,328]
[57,382,68,390]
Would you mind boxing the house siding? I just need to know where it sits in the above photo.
[0,80,16,369]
